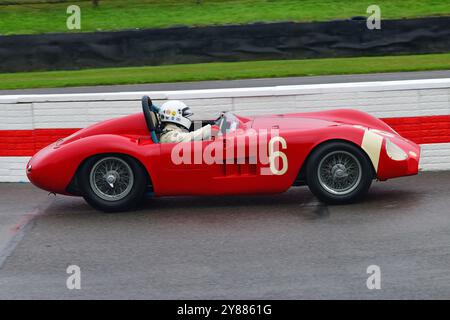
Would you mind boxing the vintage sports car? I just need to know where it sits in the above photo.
[26,96,420,212]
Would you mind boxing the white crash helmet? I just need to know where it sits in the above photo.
[159,100,193,130]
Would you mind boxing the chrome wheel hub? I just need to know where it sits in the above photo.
[317,151,362,195]
[105,171,118,187]
[89,157,134,201]
[332,164,348,179]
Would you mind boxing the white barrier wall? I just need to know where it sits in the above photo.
[1,78,450,182]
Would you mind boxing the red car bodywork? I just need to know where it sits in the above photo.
[26,109,420,197]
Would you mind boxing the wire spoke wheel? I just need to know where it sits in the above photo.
[89,157,134,201]
[317,151,362,195]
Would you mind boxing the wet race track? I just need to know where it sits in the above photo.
[0,171,449,299]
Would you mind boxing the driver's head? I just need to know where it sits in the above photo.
[159,100,193,130]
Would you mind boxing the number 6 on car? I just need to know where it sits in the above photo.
[27,96,420,212]
[262,136,288,176]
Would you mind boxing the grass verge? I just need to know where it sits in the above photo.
[0,0,449,35]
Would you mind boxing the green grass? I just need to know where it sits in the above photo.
[1,53,449,90]
[0,0,450,35]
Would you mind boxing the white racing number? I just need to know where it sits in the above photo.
[265,136,288,175]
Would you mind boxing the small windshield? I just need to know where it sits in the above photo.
[216,112,242,135]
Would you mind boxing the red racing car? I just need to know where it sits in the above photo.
[26,96,420,212]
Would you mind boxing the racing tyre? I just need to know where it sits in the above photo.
[79,155,147,212]
[306,142,374,204]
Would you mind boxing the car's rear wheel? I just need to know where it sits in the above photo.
[79,155,146,212]
[306,142,373,204]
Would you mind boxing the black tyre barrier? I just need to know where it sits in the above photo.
[0,16,449,72]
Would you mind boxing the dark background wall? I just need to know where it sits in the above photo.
[1,17,449,72]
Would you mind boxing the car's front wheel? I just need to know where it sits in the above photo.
[79,155,147,212]
[306,142,374,204]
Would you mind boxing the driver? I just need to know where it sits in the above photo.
[158,100,219,143]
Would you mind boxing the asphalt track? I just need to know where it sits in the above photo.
[0,171,449,299]
[1,70,450,95]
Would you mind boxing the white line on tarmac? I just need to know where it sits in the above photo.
[0,195,54,268]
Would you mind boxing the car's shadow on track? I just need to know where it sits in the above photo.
[45,183,423,222]
[138,185,422,218]
[48,187,315,215]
